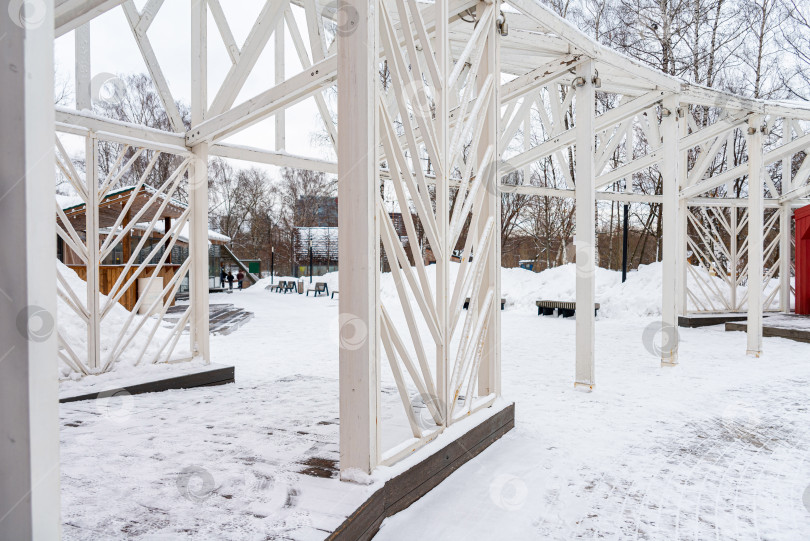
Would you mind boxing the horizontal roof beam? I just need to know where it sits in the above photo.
[499,184,662,203]
[681,84,810,121]
[210,143,337,174]
[689,197,810,208]
[55,0,126,37]
[55,108,189,155]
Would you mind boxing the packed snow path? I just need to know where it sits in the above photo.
[59,267,810,539]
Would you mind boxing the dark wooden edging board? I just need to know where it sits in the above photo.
[725,322,810,344]
[59,365,235,403]
[328,403,515,541]
[679,314,748,328]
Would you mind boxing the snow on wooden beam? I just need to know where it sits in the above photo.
[186,55,337,145]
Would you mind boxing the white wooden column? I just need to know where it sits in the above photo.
[477,0,501,397]
[435,0,451,421]
[660,96,680,365]
[779,140,793,313]
[75,23,91,110]
[678,196,689,316]
[780,127,793,313]
[85,133,101,370]
[338,0,380,476]
[779,203,792,313]
[190,0,210,362]
[677,109,689,317]
[574,60,596,390]
[190,142,210,362]
[746,116,764,356]
[730,205,738,309]
[274,17,285,151]
[0,1,61,536]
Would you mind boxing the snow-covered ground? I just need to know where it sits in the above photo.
[57,261,192,381]
[59,263,810,540]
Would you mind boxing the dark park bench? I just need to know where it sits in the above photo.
[270,280,296,293]
[307,282,329,297]
[536,300,600,317]
[331,290,339,299]
[283,281,297,293]
[267,280,287,292]
[463,297,505,310]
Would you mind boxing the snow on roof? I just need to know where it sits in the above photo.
[56,193,83,209]
[297,226,338,241]
[59,184,188,213]
[295,227,338,259]
[99,221,230,245]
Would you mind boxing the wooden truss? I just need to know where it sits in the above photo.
[45,0,810,479]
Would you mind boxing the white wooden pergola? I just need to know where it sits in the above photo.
[3,0,810,536]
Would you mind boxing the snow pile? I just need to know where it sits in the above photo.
[57,261,191,379]
[262,261,789,320]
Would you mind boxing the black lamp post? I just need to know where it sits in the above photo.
[309,239,313,283]
[622,203,629,283]
[271,246,275,284]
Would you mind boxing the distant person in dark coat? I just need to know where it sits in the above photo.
[220,267,226,288]
[236,270,245,290]
[227,270,234,290]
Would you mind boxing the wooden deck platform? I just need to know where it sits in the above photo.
[59,363,235,403]
[725,314,810,344]
[165,303,254,335]
[328,403,515,541]
[678,313,750,328]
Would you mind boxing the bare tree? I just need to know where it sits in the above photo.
[93,74,192,200]
[781,0,810,100]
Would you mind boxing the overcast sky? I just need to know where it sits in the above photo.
[55,0,333,177]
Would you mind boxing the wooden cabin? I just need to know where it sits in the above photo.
[57,185,230,312]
